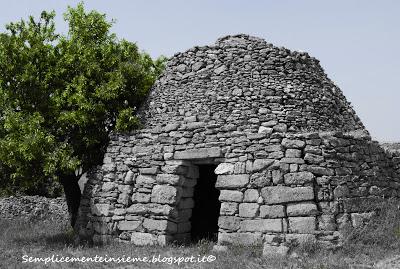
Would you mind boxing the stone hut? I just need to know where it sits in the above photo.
[77,34,400,254]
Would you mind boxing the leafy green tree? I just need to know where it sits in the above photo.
[0,4,165,225]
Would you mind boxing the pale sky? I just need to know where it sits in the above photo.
[1,0,399,141]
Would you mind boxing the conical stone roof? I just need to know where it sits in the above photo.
[139,34,365,134]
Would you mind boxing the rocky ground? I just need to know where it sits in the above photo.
[0,195,69,223]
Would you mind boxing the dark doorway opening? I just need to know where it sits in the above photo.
[190,164,221,242]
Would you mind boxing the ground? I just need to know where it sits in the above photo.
[1,216,399,269]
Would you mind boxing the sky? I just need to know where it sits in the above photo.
[1,0,399,141]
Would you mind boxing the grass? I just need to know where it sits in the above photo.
[1,201,400,269]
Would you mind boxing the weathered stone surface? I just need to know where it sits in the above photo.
[289,217,316,233]
[143,219,177,233]
[218,216,240,231]
[220,202,238,215]
[132,192,151,203]
[151,185,181,204]
[243,189,259,202]
[263,244,289,257]
[178,198,195,209]
[284,171,315,185]
[174,147,221,159]
[285,149,302,158]
[219,190,243,202]
[259,205,285,218]
[240,219,282,232]
[261,186,314,204]
[218,232,262,246]
[92,204,112,217]
[252,159,274,172]
[216,175,249,188]
[306,166,334,176]
[156,174,184,186]
[280,157,305,164]
[118,221,141,231]
[287,202,318,216]
[282,138,306,149]
[131,232,157,246]
[239,203,259,218]
[304,153,324,164]
[285,234,316,245]
[215,163,235,175]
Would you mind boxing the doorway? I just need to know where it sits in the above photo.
[190,164,221,242]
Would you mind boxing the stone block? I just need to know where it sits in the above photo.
[218,216,240,231]
[131,232,157,246]
[288,217,316,233]
[102,182,117,192]
[252,159,274,172]
[216,175,249,189]
[139,167,159,175]
[243,189,259,202]
[240,219,282,232]
[117,192,130,205]
[161,164,187,174]
[284,171,315,185]
[177,222,191,233]
[136,175,156,187]
[182,187,194,197]
[151,185,181,205]
[143,219,177,233]
[118,221,141,231]
[285,234,316,245]
[178,198,195,209]
[285,149,302,158]
[220,202,238,215]
[126,204,147,215]
[260,205,285,218]
[124,170,135,184]
[174,147,221,159]
[261,186,314,204]
[178,209,192,221]
[156,174,184,186]
[280,157,305,164]
[272,170,283,184]
[92,204,112,217]
[131,192,151,203]
[306,166,334,176]
[287,202,318,216]
[258,126,273,134]
[239,203,259,218]
[219,190,243,202]
[304,153,324,164]
[282,138,306,149]
[262,245,289,257]
[147,204,178,217]
[318,214,337,231]
[218,232,262,246]
[215,163,234,175]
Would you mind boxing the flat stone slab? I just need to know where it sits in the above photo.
[216,175,249,189]
[174,147,221,159]
[261,186,314,204]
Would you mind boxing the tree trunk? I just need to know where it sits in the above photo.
[59,172,81,228]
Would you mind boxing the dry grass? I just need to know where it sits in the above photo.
[1,201,400,269]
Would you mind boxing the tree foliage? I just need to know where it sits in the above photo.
[0,3,165,196]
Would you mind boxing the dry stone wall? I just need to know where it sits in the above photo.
[76,35,400,255]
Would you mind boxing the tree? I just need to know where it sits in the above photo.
[0,3,165,226]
